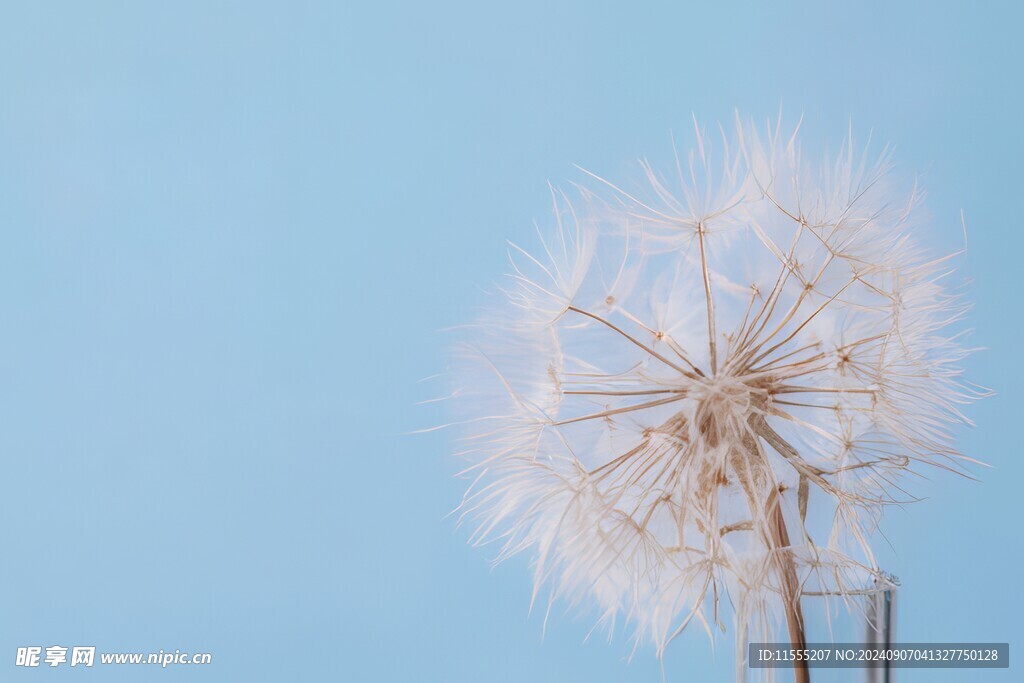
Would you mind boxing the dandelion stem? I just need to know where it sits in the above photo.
[766,487,809,683]
[734,425,809,683]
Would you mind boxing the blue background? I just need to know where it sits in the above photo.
[0,2,1019,681]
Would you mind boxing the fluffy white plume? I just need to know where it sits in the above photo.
[446,116,982,672]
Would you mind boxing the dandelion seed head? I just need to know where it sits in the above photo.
[445,116,982,663]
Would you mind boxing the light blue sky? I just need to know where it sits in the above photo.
[0,2,1019,681]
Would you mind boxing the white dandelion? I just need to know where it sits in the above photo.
[445,115,983,680]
